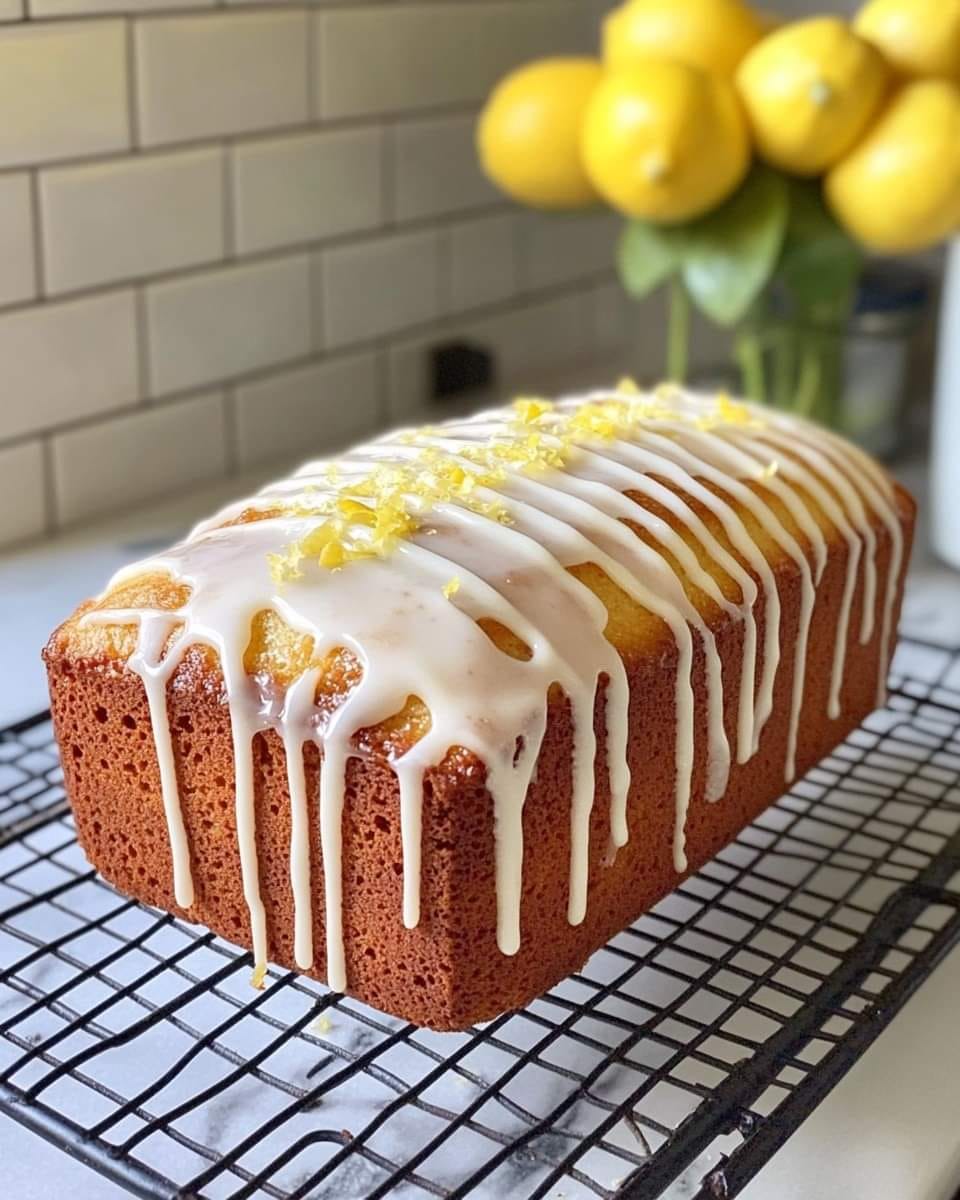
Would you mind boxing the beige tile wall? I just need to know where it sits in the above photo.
[0,0,632,549]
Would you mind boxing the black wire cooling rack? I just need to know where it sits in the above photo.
[1,636,960,1200]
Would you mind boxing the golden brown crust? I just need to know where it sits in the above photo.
[44,481,915,1029]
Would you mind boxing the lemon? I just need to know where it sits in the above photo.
[582,62,749,223]
[826,79,960,253]
[736,17,888,175]
[603,0,764,77]
[477,58,602,210]
[855,0,960,82]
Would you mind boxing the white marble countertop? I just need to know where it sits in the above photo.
[1,442,959,1199]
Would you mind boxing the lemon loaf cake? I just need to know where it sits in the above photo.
[44,385,915,1029]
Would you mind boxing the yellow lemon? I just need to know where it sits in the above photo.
[826,79,960,253]
[736,17,888,175]
[855,0,960,82]
[581,61,750,222]
[603,0,764,77]
[477,58,602,210]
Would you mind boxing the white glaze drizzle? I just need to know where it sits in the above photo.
[767,419,903,706]
[282,667,320,969]
[565,446,762,766]
[132,615,195,909]
[565,436,771,764]
[748,428,869,718]
[717,430,827,779]
[650,426,816,780]
[619,426,788,747]
[388,432,718,869]
[80,387,900,990]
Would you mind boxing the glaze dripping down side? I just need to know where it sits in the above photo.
[79,385,901,991]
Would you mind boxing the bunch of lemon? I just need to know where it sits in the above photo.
[477,0,960,255]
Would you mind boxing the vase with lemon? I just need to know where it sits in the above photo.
[476,0,960,436]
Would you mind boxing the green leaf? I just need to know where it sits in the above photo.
[779,179,862,319]
[617,219,686,299]
[680,167,789,326]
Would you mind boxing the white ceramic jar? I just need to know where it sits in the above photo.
[931,238,960,570]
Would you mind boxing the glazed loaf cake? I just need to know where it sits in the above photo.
[45,385,915,1029]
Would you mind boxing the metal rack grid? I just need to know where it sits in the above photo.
[1,635,959,1200]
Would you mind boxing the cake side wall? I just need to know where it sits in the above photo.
[45,646,479,1026]
[45,488,915,1029]
[439,493,915,1025]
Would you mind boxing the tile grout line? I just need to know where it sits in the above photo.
[27,170,46,300]
[221,145,235,259]
[134,286,151,402]
[308,247,324,353]
[306,6,318,123]
[125,16,140,151]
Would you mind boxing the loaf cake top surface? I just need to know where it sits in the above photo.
[47,382,908,991]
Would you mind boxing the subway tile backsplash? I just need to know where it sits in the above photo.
[0,23,129,167]
[233,129,384,255]
[320,228,442,348]
[392,114,498,222]
[135,12,310,146]
[0,290,139,440]
[146,254,313,394]
[0,0,626,548]
[40,147,225,292]
[448,212,519,315]
[233,353,381,470]
[50,390,227,524]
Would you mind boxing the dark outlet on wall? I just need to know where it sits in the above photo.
[430,340,495,402]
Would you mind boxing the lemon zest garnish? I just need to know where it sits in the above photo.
[336,497,375,523]
[512,396,553,424]
[319,540,346,569]
[267,382,765,581]
[442,576,461,599]
[716,390,753,426]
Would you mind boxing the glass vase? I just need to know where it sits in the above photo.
[731,268,930,459]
